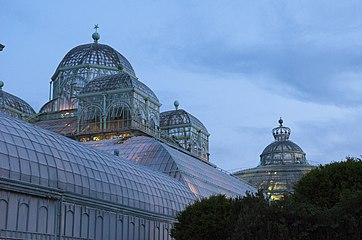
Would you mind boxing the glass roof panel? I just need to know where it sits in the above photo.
[0,113,195,217]
[84,136,256,199]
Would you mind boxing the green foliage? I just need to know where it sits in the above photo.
[171,158,362,240]
[231,191,289,240]
[293,157,362,209]
[170,195,233,240]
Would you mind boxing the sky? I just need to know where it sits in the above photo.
[1,0,362,171]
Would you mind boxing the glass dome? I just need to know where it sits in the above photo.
[160,107,210,161]
[80,73,159,103]
[0,82,35,119]
[56,42,135,77]
[234,118,313,200]
[260,118,306,165]
[46,28,136,113]
[160,109,209,134]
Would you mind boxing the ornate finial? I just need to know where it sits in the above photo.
[272,117,291,141]
[92,24,100,43]
[174,100,179,110]
[0,81,4,90]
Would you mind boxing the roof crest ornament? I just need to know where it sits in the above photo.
[272,117,291,141]
[92,24,100,43]
[174,100,179,110]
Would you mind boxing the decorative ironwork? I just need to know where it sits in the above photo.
[160,105,210,161]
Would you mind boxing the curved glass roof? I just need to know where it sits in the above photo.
[84,136,255,199]
[160,109,209,134]
[79,73,159,103]
[260,118,307,165]
[262,141,304,155]
[56,43,135,77]
[0,113,195,217]
[0,89,36,116]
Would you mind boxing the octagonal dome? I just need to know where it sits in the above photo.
[80,73,159,103]
[55,42,135,77]
[160,109,209,135]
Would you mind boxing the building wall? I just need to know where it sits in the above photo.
[0,189,173,240]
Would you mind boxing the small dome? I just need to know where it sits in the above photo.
[80,73,159,103]
[260,119,306,166]
[160,109,209,134]
[0,88,35,119]
[56,42,135,77]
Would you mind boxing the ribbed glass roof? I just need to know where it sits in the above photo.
[33,117,78,136]
[56,43,135,77]
[0,113,195,217]
[0,90,35,116]
[160,109,209,134]
[84,136,255,199]
[260,118,307,165]
[80,73,159,103]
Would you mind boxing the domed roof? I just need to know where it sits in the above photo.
[80,73,159,103]
[0,83,36,118]
[55,42,135,77]
[261,140,304,155]
[160,108,209,135]
[260,118,307,166]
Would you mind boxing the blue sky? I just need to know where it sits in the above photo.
[1,0,362,171]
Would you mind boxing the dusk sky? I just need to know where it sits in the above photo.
[1,0,362,171]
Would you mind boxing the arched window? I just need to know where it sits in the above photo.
[106,103,131,131]
[79,105,102,133]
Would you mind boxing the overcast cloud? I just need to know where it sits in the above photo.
[1,0,362,171]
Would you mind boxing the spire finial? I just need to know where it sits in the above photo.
[92,24,100,43]
[0,81,4,90]
[174,100,179,110]
[279,117,283,126]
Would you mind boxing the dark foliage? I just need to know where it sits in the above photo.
[171,158,362,240]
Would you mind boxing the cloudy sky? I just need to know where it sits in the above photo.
[1,0,362,171]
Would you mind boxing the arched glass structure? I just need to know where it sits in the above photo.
[234,118,314,200]
[77,73,161,139]
[84,136,255,199]
[0,112,195,239]
[0,83,35,120]
[40,30,135,114]
[160,108,209,161]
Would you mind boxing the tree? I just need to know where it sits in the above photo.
[293,157,362,209]
[171,158,362,240]
[171,195,233,240]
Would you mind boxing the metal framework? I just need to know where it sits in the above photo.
[234,118,314,200]
[160,107,210,161]
[0,113,195,240]
[0,82,35,120]
[84,136,254,199]
[77,73,161,139]
[40,31,135,114]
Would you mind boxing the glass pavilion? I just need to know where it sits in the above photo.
[233,118,315,200]
[0,27,256,239]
